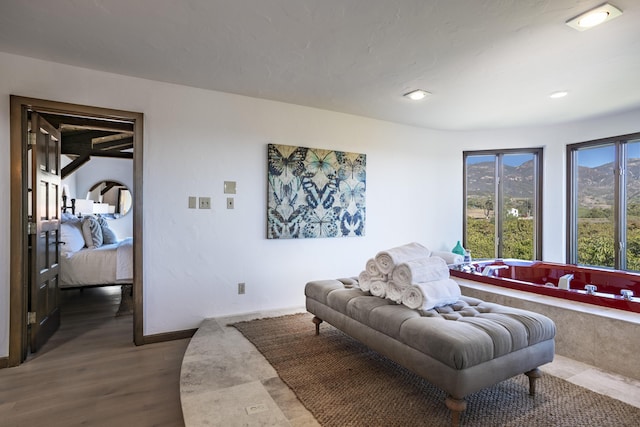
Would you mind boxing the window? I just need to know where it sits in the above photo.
[464,148,542,260]
[567,133,640,270]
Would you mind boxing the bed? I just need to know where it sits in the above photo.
[60,212,133,315]
[60,238,133,287]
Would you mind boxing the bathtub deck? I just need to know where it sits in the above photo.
[457,277,640,381]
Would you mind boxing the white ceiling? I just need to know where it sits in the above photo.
[1,0,639,131]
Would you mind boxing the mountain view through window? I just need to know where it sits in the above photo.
[465,150,540,260]
[573,140,640,270]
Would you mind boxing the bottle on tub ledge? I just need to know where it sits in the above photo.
[452,240,465,256]
[452,241,472,264]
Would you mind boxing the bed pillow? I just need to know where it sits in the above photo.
[97,215,118,244]
[81,215,103,249]
[60,222,85,255]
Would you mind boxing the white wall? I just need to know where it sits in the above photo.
[1,51,639,356]
[61,155,78,202]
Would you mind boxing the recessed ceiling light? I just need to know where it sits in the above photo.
[403,89,431,101]
[550,91,568,99]
[566,3,622,31]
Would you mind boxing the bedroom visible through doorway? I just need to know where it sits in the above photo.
[9,96,144,367]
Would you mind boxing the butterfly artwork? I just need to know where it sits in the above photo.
[267,143,366,239]
[305,148,337,179]
[267,206,304,239]
[268,144,308,184]
[301,176,338,210]
[268,174,301,208]
[340,209,365,237]
[336,152,366,183]
[339,180,365,210]
[301,206,342,238]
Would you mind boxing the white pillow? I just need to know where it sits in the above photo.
[81,216,103,249]
[60,222,85,255]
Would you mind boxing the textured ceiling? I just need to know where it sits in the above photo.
[1,0,639,131]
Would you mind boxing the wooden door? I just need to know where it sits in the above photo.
[28,113,62,352]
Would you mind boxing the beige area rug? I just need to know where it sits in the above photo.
[233,313,640,427]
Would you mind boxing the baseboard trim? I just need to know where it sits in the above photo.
[142,328,197,345]
[0,356,8,369]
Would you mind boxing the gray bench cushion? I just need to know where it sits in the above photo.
[305,280,556,370]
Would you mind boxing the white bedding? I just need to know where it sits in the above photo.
[60,237,133,288]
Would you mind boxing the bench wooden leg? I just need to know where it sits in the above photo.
[525,368,542,395]
[312,316,323,335]
[445,396,466,427]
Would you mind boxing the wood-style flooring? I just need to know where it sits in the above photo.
[0,286,189,427]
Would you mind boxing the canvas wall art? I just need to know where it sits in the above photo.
[267,143,366,239]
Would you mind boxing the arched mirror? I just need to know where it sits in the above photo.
[84,180,132,219]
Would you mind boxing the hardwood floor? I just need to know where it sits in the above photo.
[0,286,189,427]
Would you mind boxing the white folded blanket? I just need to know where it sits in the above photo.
[391,256,450,287]
[431,251,464,265]
[116,237,133,281]
[369,280,388,298]
[401,278,461,311]
[375,242,431,275]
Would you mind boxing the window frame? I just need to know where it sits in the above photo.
[463,147,543,260]
[566,132,640,269]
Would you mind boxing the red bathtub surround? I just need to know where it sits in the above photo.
[450,259,640,313]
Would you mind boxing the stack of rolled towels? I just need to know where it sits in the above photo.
[358,242,463,311]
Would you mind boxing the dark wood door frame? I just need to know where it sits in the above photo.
[9,96,144,366]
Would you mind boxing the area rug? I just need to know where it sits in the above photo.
[233,313,640,427]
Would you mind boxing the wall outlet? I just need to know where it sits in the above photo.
[245,402,268,415]
[199,197,211,209]
[238,282,245,294]
[227,197,234,209]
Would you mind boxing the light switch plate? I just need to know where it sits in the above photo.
[199,197,211,209]
[188,196,197,209]
[226,197,234,209]
[224,181,237,194]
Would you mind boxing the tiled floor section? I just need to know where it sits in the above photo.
[180,307,640,427]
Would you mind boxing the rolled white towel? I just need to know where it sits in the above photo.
[392,256,450,287]
[358,271,372,292]
[369,280,388,298]
[375,242,431,275]
[358,271,385,292]
[431,251,464,265]
[365,258,381,276]
[401,278,461,311]
[386,280,405,304]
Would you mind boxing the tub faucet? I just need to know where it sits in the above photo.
[585,284,597,295]
[558,274,573,290]
[482,265,509,277]
[621,290,634,300]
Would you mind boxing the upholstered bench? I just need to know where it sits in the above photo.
[305,279,556,426]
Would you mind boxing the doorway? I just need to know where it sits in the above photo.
[9,96,144,366]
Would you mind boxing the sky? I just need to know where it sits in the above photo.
[577,142,640,167]
[466,141,640,169]
[465,153,533,167]
[577,145,614,167]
